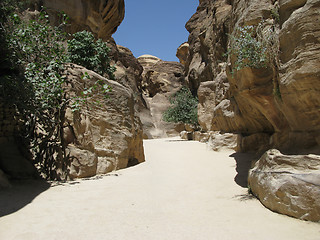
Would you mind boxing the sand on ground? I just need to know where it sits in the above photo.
[0,138,319,240]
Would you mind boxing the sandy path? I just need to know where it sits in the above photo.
[0,138,319,240]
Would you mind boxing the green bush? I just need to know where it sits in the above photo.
[4,8,70,179]
[1,2,115,180]
[67,30,115,79]
[163,87,198,125]
[227,25,268,71]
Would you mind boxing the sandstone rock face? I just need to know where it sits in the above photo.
[28,0,125,40]
[207,132,238,151]
[64,64,145,178]
[185,0,320,221]
[278,0,320,137]
[138,55,185,97]
[248,149,320,222]
[184,0,320,153]
[176,42,190,66]
[136,55,187,139]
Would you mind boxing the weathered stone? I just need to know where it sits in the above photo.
[278,0,320,136]
[68,145,98,179]
[176,42,189,66]
[249,149,320,222]
[184,0,320,152]
[27,0,125,40]
[138,55,185,97]
[136,55,187,139]
[194,131,210,143]
[207,132,238,151]
[64,64,145,178]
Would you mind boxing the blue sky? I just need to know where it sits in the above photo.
[113,0,198,62]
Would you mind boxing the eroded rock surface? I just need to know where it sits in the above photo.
[64,64,145,178]
[136,55,187,139]
[248,149,320,222]
[184,0,320,221]
[184,0,320,153]
[27,0,125,40]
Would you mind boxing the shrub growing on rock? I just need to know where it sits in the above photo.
[227,22,278,72]
[1,2,114,180]
[163,86,199,125]
[67,30,116,79]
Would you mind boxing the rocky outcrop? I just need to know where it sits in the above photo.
[184,0,320,153]
[137,55,187,139]
[64,64,145,178]
[184,0,320,221]
[248,149,320,222]
[27,0,125,40]
[176,42,190,66]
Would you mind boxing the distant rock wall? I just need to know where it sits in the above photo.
[137,55,187,139]
[183,0,320,153]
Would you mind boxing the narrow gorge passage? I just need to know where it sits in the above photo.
[0,138,319,240]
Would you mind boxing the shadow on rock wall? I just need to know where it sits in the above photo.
[230,152,258,188]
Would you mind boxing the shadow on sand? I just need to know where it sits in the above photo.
[229,152,258,188]
[0,180,50,217]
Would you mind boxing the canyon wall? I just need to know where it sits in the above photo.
[0,0,130,183]
[182,0,320,153]
[182,0,320,221]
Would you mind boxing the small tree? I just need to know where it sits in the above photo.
[3,6,70,179]
[67,30,116,79]
[163,87,199,125]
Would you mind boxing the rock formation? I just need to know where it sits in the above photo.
[184,0,320,153]
[184,0,320,221]
[64,64,145,178]
[248,149,320,222]
[137,55,187,139]
[176,42,190,66]
[27,0,125,40]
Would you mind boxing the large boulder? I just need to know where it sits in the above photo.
[248,149,320,222]
[64,64,145,178]
[27,0,125,40]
